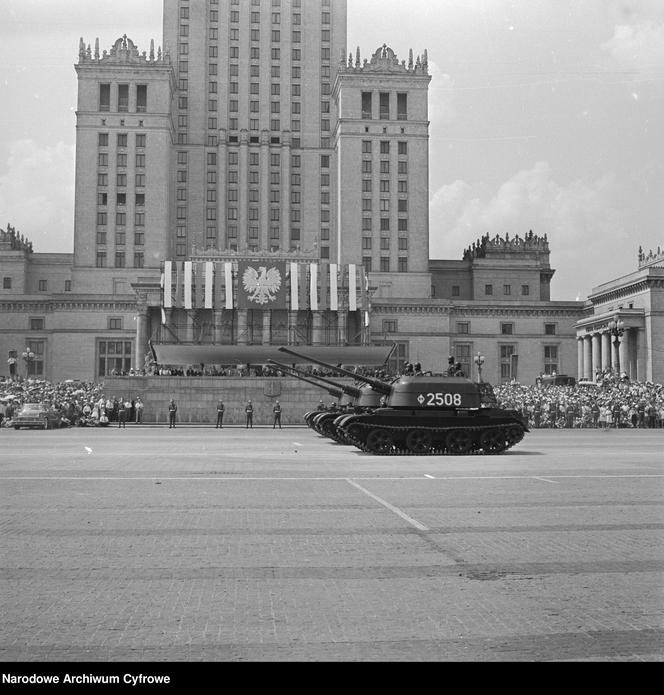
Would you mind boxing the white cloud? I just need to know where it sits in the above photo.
[602,20,664,71]
[429,162,627,299]
[0,140,75,253]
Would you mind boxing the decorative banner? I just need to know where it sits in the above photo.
[204,262,214,309]
[175,261,183,308]
[290,262,299,311]
[163,261,172,308]
[237,261,287,310]
[330,264,338,311]
[348,263,357,311]
[309,263,318,311]
[224,263,233,310]
[184,261,193,310]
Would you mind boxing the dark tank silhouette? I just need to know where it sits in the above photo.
[278,347,528,455]
[267,359,382,442]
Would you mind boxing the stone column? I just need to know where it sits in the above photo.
[591,333,601,381]
[262,311,271,345]
[601,332,611,371]
[611,335,620,372]
[135,305,149,371]
[618,330,628,376]
[583,335,592,380]
[288,310,299,345]
[337,311,348,345]
[237,309,248,345]
[213,309,224,344]
[312,311,324,346]
[577,337,584,380]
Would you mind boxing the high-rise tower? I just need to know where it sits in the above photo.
[163,0,347,259]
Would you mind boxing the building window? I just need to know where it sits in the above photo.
[362,92,372,119]
[38,280,47,292]
[380,257,390,272]
[456,322,469,335]
[545,323,556,336]
[30,317,45,331]
[382,320,398,334]
[96,252,106,268]
[136,85,147,112]
[521,284,530,296]
[108,317,122,330]
[65,280,72,292]
[379,92,390,120]
[97,340,133,378]
[397,92,408,120]
[544,346,558,375]
[99,83,110,112]
[485,284,493,296]
[117,84,129,112]
[501,323,513,335]
[3,277,11,289]
[25,340,45,377]
[363,257,372,272]
[398,257,408,273]
[500,345,516,383]
[504,284,511,296]
[453,344,471,377]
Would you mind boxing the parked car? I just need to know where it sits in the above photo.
[13,403,62,430]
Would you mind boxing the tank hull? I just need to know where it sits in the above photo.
[338,407,528,455]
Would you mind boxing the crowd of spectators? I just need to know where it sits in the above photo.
[0,377,143,428]
[3,368,663,430]
[495,373,664,429]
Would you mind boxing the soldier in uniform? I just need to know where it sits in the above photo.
[272,400,282,429]
[216,400,225,429]
[446,356,456,376]
[168,399,177,428]
[245,400,254,428]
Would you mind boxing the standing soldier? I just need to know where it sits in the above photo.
[317,399,326,411]
[168,399,177,428]
[272,400,282,429]
[533,401,542,429]
[134,396,144,423]
[216,400,225,429]
[117,397,127,428]
[245,400,253,429]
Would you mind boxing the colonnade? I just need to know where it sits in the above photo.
[577,326,637,380]
[135,307,353,369]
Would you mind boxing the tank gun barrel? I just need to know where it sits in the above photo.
[276,347,392,395]
[267,359,361,398]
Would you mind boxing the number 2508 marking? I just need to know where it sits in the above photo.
[426,393,462,407]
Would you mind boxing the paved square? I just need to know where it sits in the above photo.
[1,426,663,661]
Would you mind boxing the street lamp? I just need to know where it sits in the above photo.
[22,347,35,377]
[474,352,485,383]
[607,317,624,373]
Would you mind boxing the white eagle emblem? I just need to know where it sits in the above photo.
[242,266,282,305]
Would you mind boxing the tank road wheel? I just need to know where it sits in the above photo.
[346,423,362,439]
[366,428,394,454]
[445,429,473,454]
[479,429,507,454]
[406,429,433,454]
[505,425,524,447]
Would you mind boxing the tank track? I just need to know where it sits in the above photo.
[339,421,525,456]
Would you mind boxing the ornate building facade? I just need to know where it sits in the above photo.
[1,1,661,385]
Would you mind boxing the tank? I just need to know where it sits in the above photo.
[277,347,528,455]
[267,359,382,442]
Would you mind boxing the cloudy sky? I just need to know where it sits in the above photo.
[1,0,662,300]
